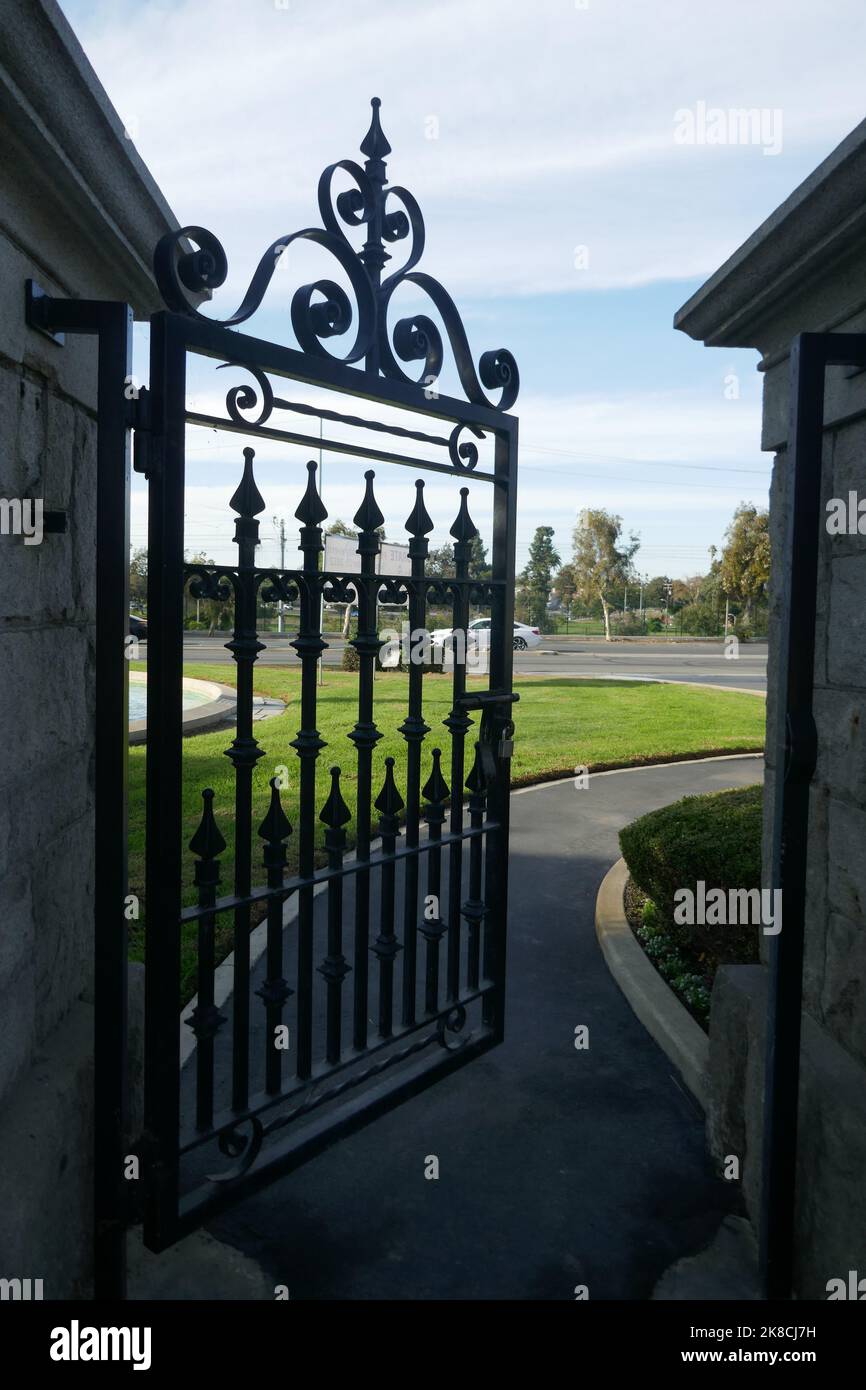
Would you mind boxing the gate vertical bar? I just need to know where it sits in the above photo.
[257,780,292,1094]
[445,488,476,1000]
[401,482,433,1027]
[291,461,327,1080]
[760,333,825,1300]
[188,789,227,1128]
[421,748,449,1013]
[373,758,404,1036]
[93,304,134,1300]
[349,471,384,1051]
[319,766,352,1063]
[483,424,518,1038]
[143,311,187,1249]
[226,448,266,1111]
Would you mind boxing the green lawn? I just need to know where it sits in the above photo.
[128,665,764,997]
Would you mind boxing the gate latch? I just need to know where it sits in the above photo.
[456,689,519,784]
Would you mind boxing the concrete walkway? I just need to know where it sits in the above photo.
[195,754,763,1300]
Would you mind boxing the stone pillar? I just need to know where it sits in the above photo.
[0,0,177,1295]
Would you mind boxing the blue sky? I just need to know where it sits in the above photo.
[60,0,866,578]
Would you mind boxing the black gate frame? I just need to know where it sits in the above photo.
[140,317,518,1253]
[137,102,520,1261]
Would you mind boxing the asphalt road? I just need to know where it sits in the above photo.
[188,755,764,1300]
[158,635,768,690]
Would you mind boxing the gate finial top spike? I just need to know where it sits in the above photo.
[449,485,478,545]
[229,446,266,519]
[375,755,405,819]
[360,96,391,173]
[354,469,385,535]
[320,765,352,830]
[258,778,292,845]
[405,479,434,539]
[189,788,227,860]
[295,459,328,527]
[422,746,450,805]
[465,741,488,798]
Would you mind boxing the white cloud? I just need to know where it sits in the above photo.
[64,0,866,297]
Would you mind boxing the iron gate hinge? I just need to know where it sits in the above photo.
[25,279,65,345]
[129,386,161,479]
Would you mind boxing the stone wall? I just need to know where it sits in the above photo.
[676,116,866,1296]
[0,0,176,1296]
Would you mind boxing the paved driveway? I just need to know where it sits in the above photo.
[199,754,764,1299]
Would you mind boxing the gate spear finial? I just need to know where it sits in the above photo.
[360,96,391,178]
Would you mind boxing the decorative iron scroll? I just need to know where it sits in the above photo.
[153,99,519,411]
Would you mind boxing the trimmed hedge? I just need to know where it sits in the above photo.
[619,783,762,966]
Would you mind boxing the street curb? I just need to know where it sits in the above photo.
[594,857,708,1109]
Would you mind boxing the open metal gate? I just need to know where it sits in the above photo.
[133,101,519,1256]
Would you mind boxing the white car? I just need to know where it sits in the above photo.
[430,618,542,652]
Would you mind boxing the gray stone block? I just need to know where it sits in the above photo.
[0,999,94,1298]
[822,911,866,1067]
[814,686,866,808]
[827,551,866,689]
[827,794,866,927]
[794,1015,866,1298]
[706,963,766,1227]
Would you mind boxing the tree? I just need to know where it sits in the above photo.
[468,533,491,580]
[129,547,148,610]
[719,503,770,623]
[520,526,561,630]
[571,509,640,641]
[643,575,672,610]
[183,549,232,633]
[426,543,455,577]
[554,562,577,614]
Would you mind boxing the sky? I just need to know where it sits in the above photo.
[60,0,866,580]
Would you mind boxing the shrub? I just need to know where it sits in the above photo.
[677,602,720,636]
[341,644,360,671]
[619,783,762,966]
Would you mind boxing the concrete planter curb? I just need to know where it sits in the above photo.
[595,856,708,1108]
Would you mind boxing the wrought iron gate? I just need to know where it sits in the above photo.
[133,100,519,1253]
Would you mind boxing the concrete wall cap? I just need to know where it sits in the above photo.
[0,0,180,313]
[674,116,866,352]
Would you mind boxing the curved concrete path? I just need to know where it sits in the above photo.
[198,754,763,1300]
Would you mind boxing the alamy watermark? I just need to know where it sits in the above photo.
[379,623,489,669]
[673,881,782,935]
[674,101,783,156]
[0,497,43,545]
[49,1321,151,1371]
[826,491,866,535]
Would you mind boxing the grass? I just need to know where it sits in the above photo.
[128,665,765,999]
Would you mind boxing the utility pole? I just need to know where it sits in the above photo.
[272,515,287,634]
